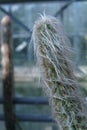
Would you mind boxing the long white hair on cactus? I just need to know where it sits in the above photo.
[32,14,87,130]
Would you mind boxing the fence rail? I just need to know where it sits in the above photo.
[0,97,48,105]
[0,0,86,4]
[0,114,55,122]
[0,96,55,122]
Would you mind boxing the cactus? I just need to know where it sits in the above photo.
[32,15,87,130]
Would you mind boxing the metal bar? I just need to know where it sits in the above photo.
[0,114,55,122]
[55,2,73,17]
[0,97,49,105]
[12,34,30,39]
[0,6,31,33]
[0,0,86,4]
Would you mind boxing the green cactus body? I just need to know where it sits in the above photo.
[32,15,87,130]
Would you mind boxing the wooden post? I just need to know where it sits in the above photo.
[1,16,15,130]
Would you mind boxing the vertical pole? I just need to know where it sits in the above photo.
[1,16,15,130]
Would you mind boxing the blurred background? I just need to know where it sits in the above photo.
[0,1,87,130]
